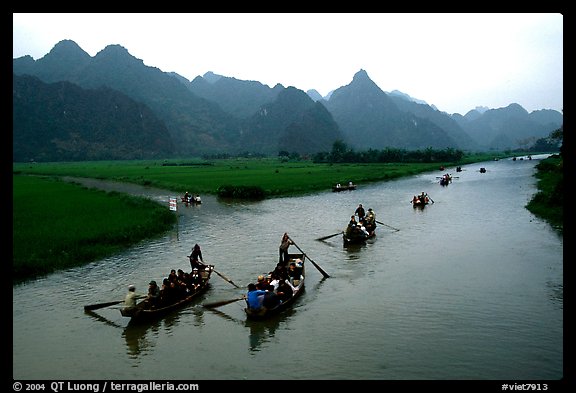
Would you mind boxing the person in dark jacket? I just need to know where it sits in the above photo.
[278,233,292,264]
[355,204,366,222]
[189,244,205,271]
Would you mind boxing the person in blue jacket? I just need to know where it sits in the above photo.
[246,283,267,310]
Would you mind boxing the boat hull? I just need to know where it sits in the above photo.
[121,265,213,323]
[332,185,356,192]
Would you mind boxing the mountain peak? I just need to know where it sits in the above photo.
[348,69,381,92]
[96,44,131,57]
[203,71,223,84]
[42,39,90,62]
[352,69,369,81]
[93,44,145,67]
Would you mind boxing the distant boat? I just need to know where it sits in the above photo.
[332,183,356,192]
[411,193,430,208]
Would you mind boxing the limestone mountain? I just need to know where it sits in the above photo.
[453,103,563,150]
[239,87,344,155]
[13,73,174,162]
[388,92,480,151]
[186,72,283,119]
[323,70,457,150]
[13,40,343,158]
[13,40,241,156]
[13,40,563,161]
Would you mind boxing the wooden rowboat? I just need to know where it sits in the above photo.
[411,193,430,208]
[181,195,202,205]
[343,221,376,245]
[244,253,305,320]
[120,265,213,323]
[332,184,357,192]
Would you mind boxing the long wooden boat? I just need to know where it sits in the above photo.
[332,183,357,192]
[411,194,430,208]
[120,265,214,323]
[181,195,202,205]
[439,174,452,186]
[244,253,305,320]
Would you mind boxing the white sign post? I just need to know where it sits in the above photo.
[169,197,177,211]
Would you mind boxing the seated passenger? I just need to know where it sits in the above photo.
[276,279,293,302]
[288,261,303,286]
[246,283,267,310]
[262,290,281,309]
[255,275,267,290]
[146,280,160,307]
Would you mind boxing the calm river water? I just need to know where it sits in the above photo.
[13,155,563,383]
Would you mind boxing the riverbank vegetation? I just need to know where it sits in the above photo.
[526,154,563,231]
[13,175,176,283]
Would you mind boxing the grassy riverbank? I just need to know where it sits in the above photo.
[13,175,176,283]
[11,152,538,283]
[526,154,563,231]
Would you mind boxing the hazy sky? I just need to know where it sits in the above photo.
[13,13,563,115]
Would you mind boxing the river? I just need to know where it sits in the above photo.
[12,155,563,382]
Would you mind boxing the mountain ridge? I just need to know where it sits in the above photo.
[12,39,563,161]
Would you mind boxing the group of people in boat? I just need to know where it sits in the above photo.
[246,233,303,312]
[345,203,376,238]
[412,192,430,206]
[124,243,210,310]
[439,173,452,186]
[182,191,201,204]
[334,181,355,189]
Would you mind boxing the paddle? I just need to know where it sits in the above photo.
[316,231,343,241]
[203,297,246,308]
[375,220,400,232]
[427,195,435,203]
[212,268,241,289]
[287,236,330,278]
[84,300,125,311]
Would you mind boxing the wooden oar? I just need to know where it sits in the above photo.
[84,300,125,311]
[316,231,343,241]
[375,220,400,232]
[288,236,330,278]
[212,268,241,289]
[203,297,246,308]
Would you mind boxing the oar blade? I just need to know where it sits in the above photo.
[203,297,245,309]
[316,232,343,241]
[375,220,400,232]
[84,300,124,311]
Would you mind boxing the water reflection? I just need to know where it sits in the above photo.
[123,319,162,357]
[84,310,123,329]
[245,309,295,352]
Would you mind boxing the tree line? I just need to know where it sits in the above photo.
[311,141,464,163]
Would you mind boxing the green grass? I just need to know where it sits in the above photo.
[13,175,176,283]
[13,153,507,198]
